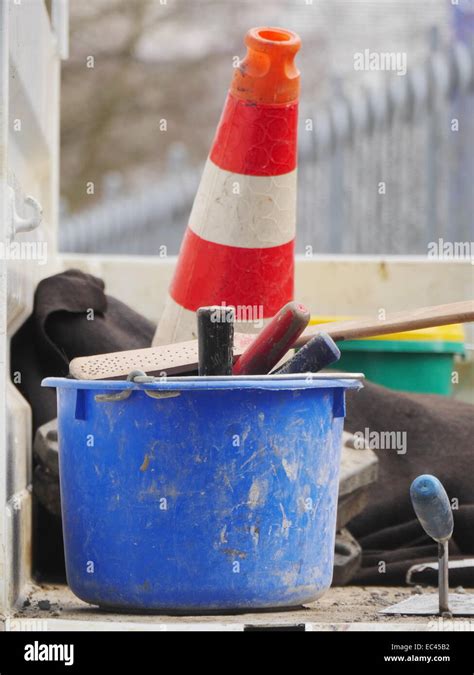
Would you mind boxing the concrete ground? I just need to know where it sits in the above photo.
[4,584,473,631]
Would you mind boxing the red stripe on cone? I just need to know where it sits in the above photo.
[210,93,298,176]
[170,227,294,316]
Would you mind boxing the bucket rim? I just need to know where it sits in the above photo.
[42,373,364,392]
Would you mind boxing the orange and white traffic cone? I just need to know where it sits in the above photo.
[153,27,301,345]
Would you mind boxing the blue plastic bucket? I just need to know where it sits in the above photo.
[43,374,362,611]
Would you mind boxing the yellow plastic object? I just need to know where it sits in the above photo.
[309,316,465,343]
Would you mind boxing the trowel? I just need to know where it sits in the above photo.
[381,474,474,617]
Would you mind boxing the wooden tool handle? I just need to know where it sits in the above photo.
[294,300,474,346]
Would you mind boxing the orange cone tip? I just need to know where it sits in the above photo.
[232,27,301,104]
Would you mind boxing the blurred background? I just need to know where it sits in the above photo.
[59,0,474,256]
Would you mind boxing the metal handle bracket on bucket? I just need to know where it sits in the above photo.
[94,370,181,403]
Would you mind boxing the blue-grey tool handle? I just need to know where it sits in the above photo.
[410,474,454,543]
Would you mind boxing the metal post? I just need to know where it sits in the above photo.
[426,26,441,241]
[52,0,70,60]
[450,1,474,243]
[328,78,345,253]
[438,540,450,615]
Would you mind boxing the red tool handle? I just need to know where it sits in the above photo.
[233,301,310,375]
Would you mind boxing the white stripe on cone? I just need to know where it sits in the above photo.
[153,161,297,346]
[153,296,197,346]
[189,159,297,247]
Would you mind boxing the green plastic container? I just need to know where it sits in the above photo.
[310,319,465,396]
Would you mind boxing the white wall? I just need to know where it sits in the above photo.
[1,0,62,613]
